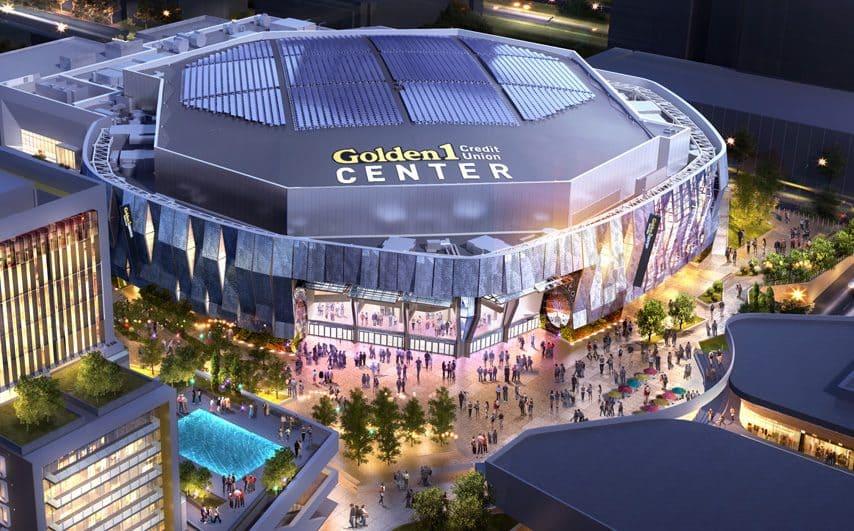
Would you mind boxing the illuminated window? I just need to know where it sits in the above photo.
[19,130,76,167]
[0,480,7,503]
[0,503,9,527]
[0,456,5,478]
[186,220,196,276]
[144,207,155,261]
[217,232,227,288]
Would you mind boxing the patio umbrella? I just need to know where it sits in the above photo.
[643,367,658,375]
[662,390,678,400]
[607,390,623,399]
[671,387,686,395]
[633,373,649,382]
[643,404,660,412]
[653,398,670,407]
[627,378,641,388]
[618,385,632,394]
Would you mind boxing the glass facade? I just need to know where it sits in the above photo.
[19,130,77,168]
[0,211,104,389]
[741,401,853,472]
[43,413,165,531]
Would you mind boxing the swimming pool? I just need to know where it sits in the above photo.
[178,409,281,478]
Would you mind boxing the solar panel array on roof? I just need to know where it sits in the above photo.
[463,38,595,121]
[373,35,518,126]
[278,37,402,130]
[180,41,285,126]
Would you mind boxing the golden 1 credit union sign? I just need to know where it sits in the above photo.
[332,143,513,184]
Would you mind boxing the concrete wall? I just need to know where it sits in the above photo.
[0,85,101,151]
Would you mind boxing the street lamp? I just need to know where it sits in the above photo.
[56,22,67,33]
[1,4,14,14]
[818,157,828,167]
[592,2,600,10]
[726,137,735,147]
[162,9,171,17]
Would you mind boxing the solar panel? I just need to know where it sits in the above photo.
[180,41,285,127]
[399,83,517,126]
[461,37,553,59]
[381,52,488,83]
[279,36,375,57]
[282,53,385,86]
[482,55,589,91]
[291,84,403,130]
[372,35,468,55]
[502,85,594,120]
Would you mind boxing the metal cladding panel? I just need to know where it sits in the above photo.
[282,53,385,85]
[201,221,222,260]
[343,246,362,284]
[518,249,535,291]
[236,264,255,315]
[380,51,488,83]
[272,238,293,278]
[431,257,454,299]
[307,242,326,282]
[359,248,379,289]
[130,195,147,236]
[171,211,189,249]
[462,37,553,59]
[252,235,273,275]
[569,233,584,272]
[581,228,597,269]
[222,279,241,317]
[152,241,175,288]
[252,270,273,308]
[557,234,572,276]
[190,271,207,311]
[414,255,434,296]
[452,259,478,297]
[157,206,175,244]
[397,253,416,293]
[398,82,518,126]
[292,240,309,280]
[504,252,522,294]
[324,245,344,284]
[478,254,503,296]
[529,245,545,283]
[273,277,293,324]
[589,266,604,315]
[235,231,255,269]
[200,257,222,305]
[371,35,469,54]
[222,227,244,315]
[543,238,558,279]
[378,252,399,291]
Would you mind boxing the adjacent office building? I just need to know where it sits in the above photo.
[0,162,181,530]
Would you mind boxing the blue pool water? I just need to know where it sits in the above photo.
[178,409,281,478]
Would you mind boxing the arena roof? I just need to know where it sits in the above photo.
[727,314,854,437]
[155,31,653,189]
[487,419,854,530]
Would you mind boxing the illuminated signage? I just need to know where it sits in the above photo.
[331,143,513,185]
[632,213,661,287]
[121,205,134,239]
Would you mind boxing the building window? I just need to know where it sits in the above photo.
[19,130,77,167]
[0,456,6,478]
[0,480,7,503]
[0,503,9,528]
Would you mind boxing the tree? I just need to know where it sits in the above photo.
[833,227,854,257]
[262,447,297,492]
[809,236,837,270]
[558,0,608,22]
[210,350,221,388]
[668,293,696,329]
[635,299,666,343]
[179,461,211,498]
[339,389,373,466]
[427,387,456,445]
[412,487,447,530]
[159,344,199,386]
[400,396,426,446]
[263,357,288,398]
[730,153,780,245]
[764,287,776,313]
[138,338,164,374]
[726,129,757,172]
[311,395,338,426]
[817,145,846,182]
[76,351,123,398]
[372,388,401,465]
[14,375,64,428]
[448,495,486,531]
[813,188,841,220]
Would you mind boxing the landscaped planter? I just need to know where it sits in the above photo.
[768,254,854,303]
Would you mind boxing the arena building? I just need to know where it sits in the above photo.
[0,15,728,357]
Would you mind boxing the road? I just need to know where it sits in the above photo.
[0,5,120,42]
[814,263,854,315]
[483,1,608,48]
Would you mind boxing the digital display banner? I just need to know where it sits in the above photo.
[632,213,661,287]
[121,205,134,239]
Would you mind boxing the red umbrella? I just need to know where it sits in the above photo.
[643,367,658,375]
[643,404,659,412]
[618,385,632,394]
[662,390,677,400]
